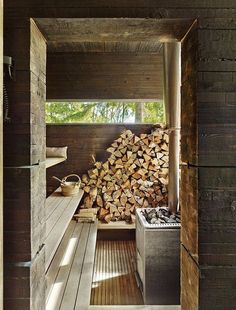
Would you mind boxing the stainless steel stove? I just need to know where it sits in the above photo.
[136,208,180,305]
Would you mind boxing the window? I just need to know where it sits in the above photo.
[46,101,165,124]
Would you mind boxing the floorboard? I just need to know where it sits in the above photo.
[90,240,143,305]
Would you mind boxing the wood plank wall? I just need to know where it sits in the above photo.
[46,124,154,195]
[4,1,236,309]
[47,53,163,100]
[3,20,46,310]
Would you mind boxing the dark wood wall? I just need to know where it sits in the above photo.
[4,1,236,310]
[46,124,154,195]
[47,53,163,100]
[3,20,46,310]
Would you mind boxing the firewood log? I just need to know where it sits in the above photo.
[143,138,149,146]
[130,214,136,223]
[96,195,103,207]
[81,127,169,222]
[122,154,127,162]
[108,158,115,165]
[134,136,140,144]
[118,206,125,213]
[84,186,90,193]
[107,147,116,153]
[127,151,133,159]
[137,150,143,157]
[103,162,109,170]
[79,208,98,214]
[124,210,131,222]
[84,196,94,209]
[140,133,148,140]
[113,189,122,200]
[110,204,118,213]
[82,174,89,183]
[120,193,128,206]
[104,213,112,223]
[90,187,98,201]
[114,150,122,158]
[111,142,118,148]
[103,174,112,182]
[161,143,168,151]
[103,193,113,202]
[130,205,135,213]
[120,147,127,154]
[143,154,151,162]
[128,196,136,204]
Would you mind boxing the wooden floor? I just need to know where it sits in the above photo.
[90,240,144,305]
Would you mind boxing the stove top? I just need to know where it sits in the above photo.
[136,208,181,229]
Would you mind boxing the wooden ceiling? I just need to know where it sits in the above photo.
[34,18,194,53]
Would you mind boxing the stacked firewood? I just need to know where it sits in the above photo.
[80,127,169,223]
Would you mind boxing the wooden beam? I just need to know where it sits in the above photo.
[34,18,194,53]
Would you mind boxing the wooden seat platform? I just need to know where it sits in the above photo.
[46,220,98,310]
[44,187,84,272]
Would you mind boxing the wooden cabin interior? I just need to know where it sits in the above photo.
[1,1,236,310]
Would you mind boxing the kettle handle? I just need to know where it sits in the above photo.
[62,174,81,186]
[52,176,65,184]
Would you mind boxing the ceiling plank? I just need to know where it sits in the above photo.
[34,17,194,53]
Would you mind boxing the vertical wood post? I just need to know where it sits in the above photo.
[163,42,181,213]
[3,19,46,310]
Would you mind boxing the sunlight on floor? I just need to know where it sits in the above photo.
[92,271,125,288]
[90,240,143,305]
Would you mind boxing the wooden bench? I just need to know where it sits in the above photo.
[44,187,84,272]
[46,220,98,310]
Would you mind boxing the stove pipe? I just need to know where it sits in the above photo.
[163,42,181,213]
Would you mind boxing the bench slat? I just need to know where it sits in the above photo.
[45,189,84,272]
[59,223,90,309]
[45,188,64,219]
[46,220,77,299]
[46,196,73,239]
[75,223,98,310]
[46,223,84,310]
[46,221,98,310]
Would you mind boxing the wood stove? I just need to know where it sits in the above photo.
[136,208,180,305]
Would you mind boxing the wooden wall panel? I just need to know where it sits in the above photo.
[4,20,46,166]
[199,266,236,310]
[4,164,45,262]
[181,165,236,265]
[181,24,198,165]
[198,167,236,266]
[4,248,45,310]
[180,166,198,261]
[30,21,46,164]
[47,53,163,100]
[46,124,155,195]
[3,20,46,310]
[182,244,236,310]
[181,245,199,310]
